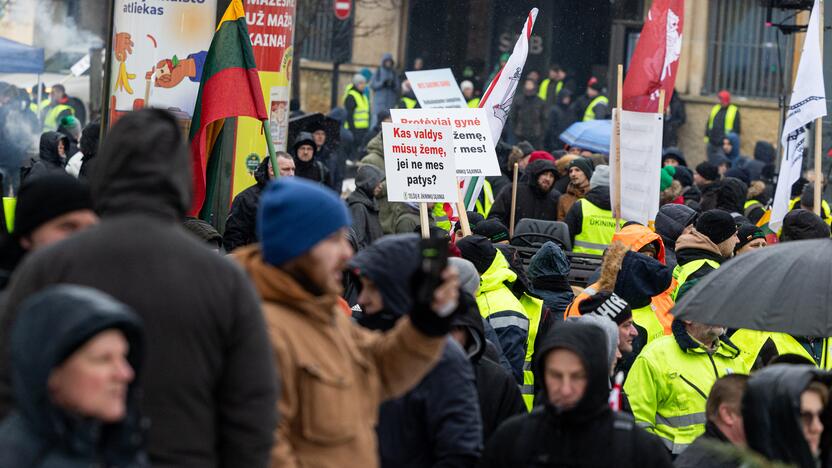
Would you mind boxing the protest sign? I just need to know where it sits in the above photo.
[108,0,218,121]
[405,68,467,109]
[391,108,500,177]
[382,122,457,203]
[609,109,663,225]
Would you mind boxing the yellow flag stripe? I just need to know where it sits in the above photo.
[217,0,246,32]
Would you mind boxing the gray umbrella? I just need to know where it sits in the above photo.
[673,238,832,336]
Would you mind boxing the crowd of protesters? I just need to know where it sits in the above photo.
[0,53,831,468]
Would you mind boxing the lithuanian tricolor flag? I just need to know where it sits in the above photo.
[189,0,268,216]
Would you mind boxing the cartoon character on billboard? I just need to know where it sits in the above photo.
[145,51,208,88]
[114,32,136,94]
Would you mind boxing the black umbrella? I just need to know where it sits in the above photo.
[673,238,832,336]
[288,112,340,149]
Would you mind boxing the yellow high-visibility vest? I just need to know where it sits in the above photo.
[583,95,609,121]
[573,200,617,255]
[705,104,738,143]
[343,85,369,130]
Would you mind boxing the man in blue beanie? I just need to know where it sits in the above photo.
[232,176,461,467]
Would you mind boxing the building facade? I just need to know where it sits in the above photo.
[299,0,830,168]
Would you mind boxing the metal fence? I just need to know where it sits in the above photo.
[704,0,794,100]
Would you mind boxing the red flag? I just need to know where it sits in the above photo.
[622,0,684,113]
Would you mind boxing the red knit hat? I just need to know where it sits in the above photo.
[528,150,555,164]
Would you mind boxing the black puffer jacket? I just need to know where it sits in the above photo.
[21,132,69,182]
[223,157,271,252]
[0,285,147,467]
[451,292,525,443]
[479,321,672,467]
[1,109,278,468]
[350,234,483,468]
[488,159,561,229]
[743,364,832,468]
[347,164,385,250]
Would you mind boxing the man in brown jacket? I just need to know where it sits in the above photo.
[557,157,593,220]
[233,177,458,468]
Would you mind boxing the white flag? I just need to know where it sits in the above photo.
[770,0,826,231]
[462,9,538,211]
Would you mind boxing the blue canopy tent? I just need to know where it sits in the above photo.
[0,37,44,74]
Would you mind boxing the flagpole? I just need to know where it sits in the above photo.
[814,0,824,216]
[652,88,666,232]
[509,163,519,238]
[263,121,279,179]
[614,64,623,232]
[456,185,472,237]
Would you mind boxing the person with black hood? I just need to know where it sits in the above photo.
[0,285,146,467]
[20,131,69,182]
[1,109,279,467]
[292,131,329,185]
[347,164,385,250]
[746,141,776,183]
[700,177,747,216]
[350,234,482,468]
[223,156,274,253]
[527,241,574,320]
[77,120,101,180]
[661,147,687,168]
[480,321,672,468]
[743,364,832,468]
[672,210,739,301]
[780,209,831,242]
[565,165,617,255]
[447,257,526,443]
[308,122,342,193]
[655,203,698,270]
[487,158,561,230]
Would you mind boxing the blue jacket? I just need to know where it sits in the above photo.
[0,285,147,467]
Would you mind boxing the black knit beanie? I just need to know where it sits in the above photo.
[695,210,737,245]
[695,162,720,182]
[14,173,93,238]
